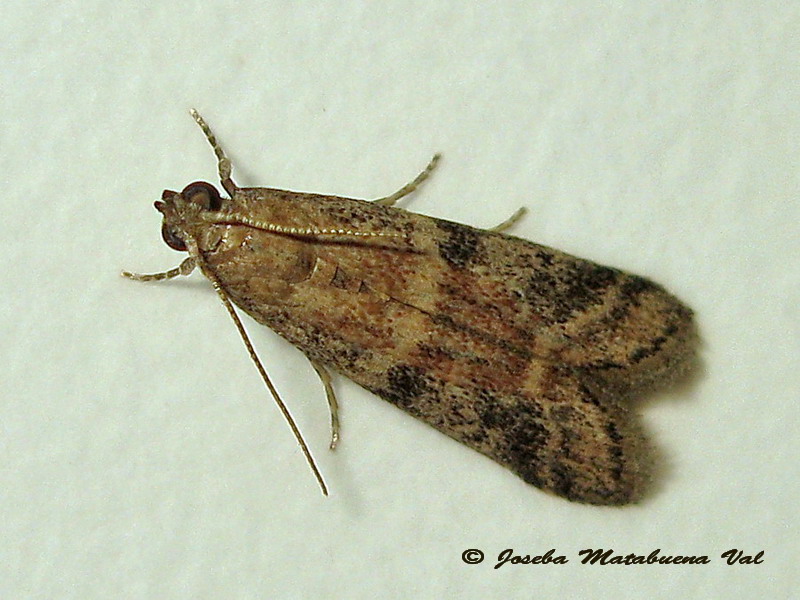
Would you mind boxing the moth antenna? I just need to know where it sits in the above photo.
[201,212,404,241]
[193,250,329,496]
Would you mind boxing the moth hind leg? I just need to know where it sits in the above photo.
[190,109,238,196]
[489,207,527,233]
[372,154,441,206]
[310,360,341,450]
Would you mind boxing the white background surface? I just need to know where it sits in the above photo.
[1,2,797,598]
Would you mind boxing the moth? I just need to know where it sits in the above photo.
[124,110,694,505]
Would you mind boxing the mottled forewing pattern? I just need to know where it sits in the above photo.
[203,189,694,505]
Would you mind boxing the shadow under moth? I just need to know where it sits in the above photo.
[124,110,695,506]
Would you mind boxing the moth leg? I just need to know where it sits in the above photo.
[122,256,196,281]
[372,154,441,206]
[190,109,238,196]
[310,360,340,450]
[489,207,527,233]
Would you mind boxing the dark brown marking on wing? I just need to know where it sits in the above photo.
[524,260,621,324]
[382,364,432,411]
[436,220,481,268]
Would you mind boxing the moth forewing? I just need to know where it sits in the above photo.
[124,111,695,505]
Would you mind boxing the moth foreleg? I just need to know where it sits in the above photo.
[190,109,238,196]
[121,256,197,282]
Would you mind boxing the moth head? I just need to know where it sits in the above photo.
[155,181,223,251]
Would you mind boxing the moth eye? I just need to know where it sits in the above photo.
[181,181,222,211]
[161,222,187,251]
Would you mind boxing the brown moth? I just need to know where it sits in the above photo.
[124,110,695,505]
